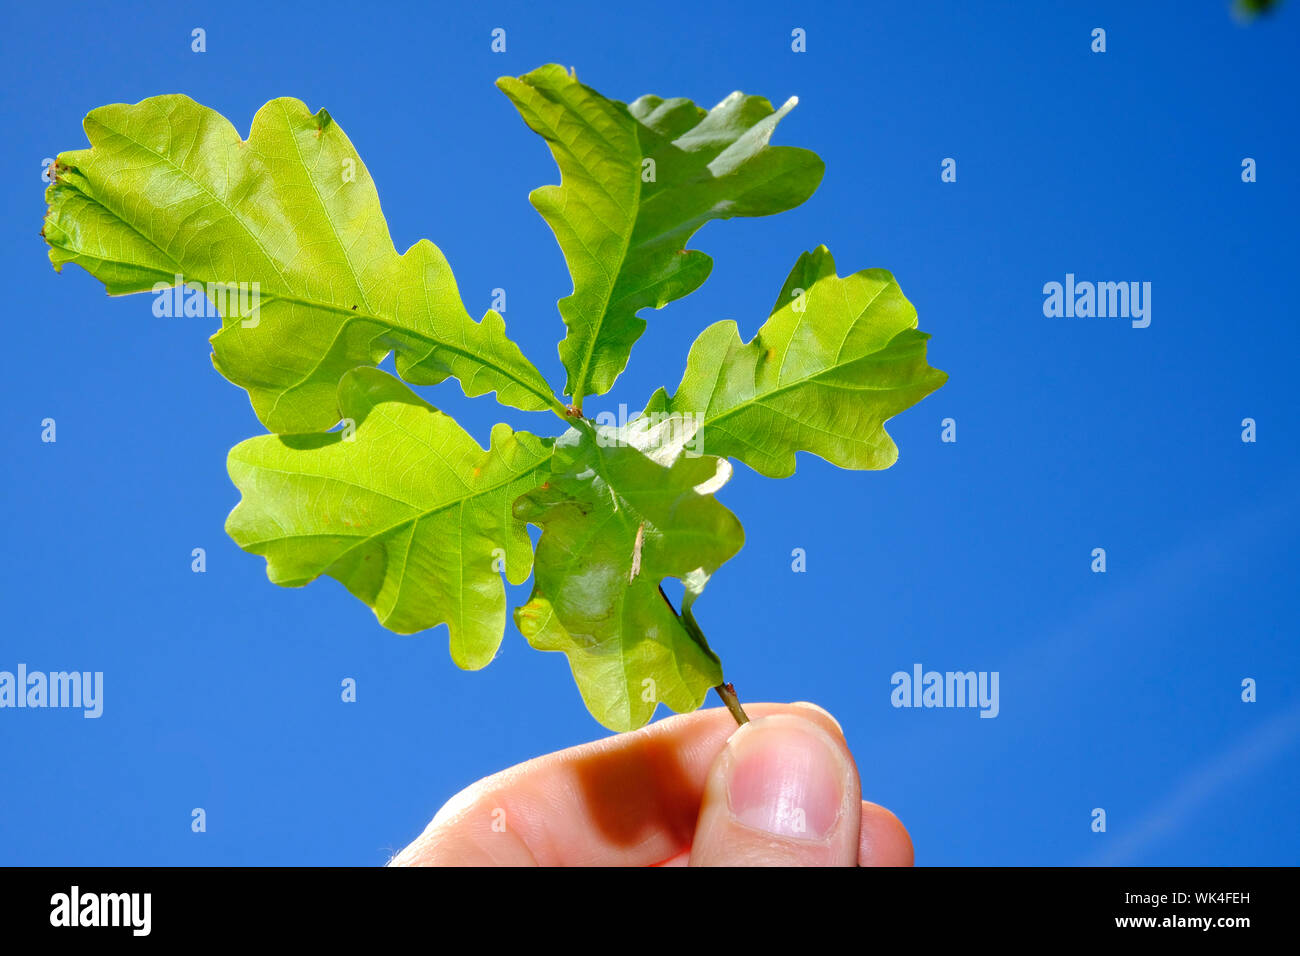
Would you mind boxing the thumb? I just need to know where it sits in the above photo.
[689,711,861,866]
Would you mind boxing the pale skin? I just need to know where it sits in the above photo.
[390,702,913,867]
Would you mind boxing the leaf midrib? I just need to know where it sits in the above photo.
[77,114,561,414]
[234,458,549,555]
[244,292,557,411]
[692,312,926,434]
[536,84,642,407]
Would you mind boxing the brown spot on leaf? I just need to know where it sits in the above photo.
[629,522,645,582]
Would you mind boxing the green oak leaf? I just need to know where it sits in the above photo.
[643,246,948,479]
[513,419,743,731]
[226,367,553,669]
[43,95,563,432]
[497,64,825,407]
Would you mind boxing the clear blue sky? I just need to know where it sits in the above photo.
[1,0,1296,865]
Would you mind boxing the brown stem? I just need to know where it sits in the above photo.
[714,682,750,726]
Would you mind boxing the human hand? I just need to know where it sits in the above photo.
[390,702,913,866]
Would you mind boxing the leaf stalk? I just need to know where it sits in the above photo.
[713,682,750,726]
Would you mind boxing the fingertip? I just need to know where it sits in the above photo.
[789,700,845,737]
[858,801,914,867]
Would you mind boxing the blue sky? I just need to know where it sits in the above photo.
[1,0,1296,865]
